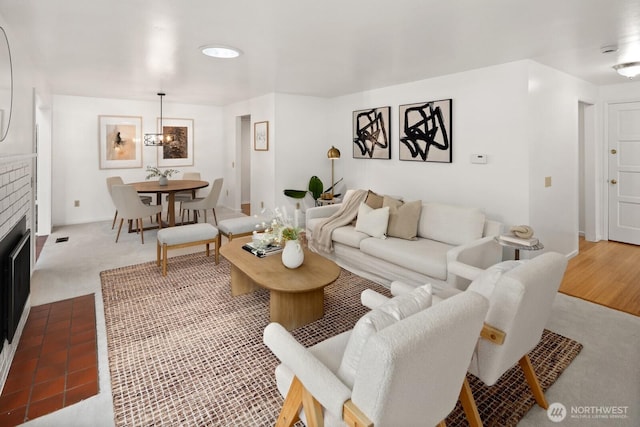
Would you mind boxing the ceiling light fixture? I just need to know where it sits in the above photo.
[613,62,640,79]
[200,44,242,59]
[144,93,175,146]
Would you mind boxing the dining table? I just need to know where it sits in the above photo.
[130,180,209,227]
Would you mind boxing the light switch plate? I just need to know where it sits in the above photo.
[471,154,487,164]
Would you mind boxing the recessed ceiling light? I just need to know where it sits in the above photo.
[600,45,618,54]
[200,45,242,59]
[613,62,640,79]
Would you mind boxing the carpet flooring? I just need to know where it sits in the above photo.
[101,253,582,426]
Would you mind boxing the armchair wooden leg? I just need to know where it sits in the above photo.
[437,422,447,427]
[112,210,118,229]
[301,386,323,427]
[519,354,548,409]
[459,378,483,427]
[276,376,303,427]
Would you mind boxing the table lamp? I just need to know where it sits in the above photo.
[327,146,341,198]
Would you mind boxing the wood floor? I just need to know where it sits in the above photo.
[560,237,640,316]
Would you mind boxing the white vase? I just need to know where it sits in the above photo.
[281,239,304,269]
[159,176,168,186]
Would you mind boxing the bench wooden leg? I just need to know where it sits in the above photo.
[215,234,220,264]
[162,244,168,276]
[205,243,210,257]
[156,240,161,266]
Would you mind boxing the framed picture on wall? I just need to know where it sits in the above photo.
[98,115,143,169]
[157,118,194,167]
[254,121,269,151]
[352,106,391,159]
[399,99,452,163]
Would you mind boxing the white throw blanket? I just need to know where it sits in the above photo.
[311,189,367,253]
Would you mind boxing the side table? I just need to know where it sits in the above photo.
[316,197,342,207]
[495,236,544,260]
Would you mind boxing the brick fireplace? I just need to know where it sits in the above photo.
[0,155,34,390]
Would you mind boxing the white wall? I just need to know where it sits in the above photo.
[526,61,597,257]
[274,93,330,213]
[51,95,223,226]
[327,61,531,225]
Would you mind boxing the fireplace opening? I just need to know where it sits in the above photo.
[0,216,31,351]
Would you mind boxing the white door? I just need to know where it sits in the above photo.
[608,102,640,245]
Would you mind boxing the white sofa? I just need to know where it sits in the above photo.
[306,190,503,291]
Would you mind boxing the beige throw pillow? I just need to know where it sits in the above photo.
[383,196,422,240]
[364,190,384,209]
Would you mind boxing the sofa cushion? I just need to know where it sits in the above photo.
[331,225,370,249]
[355,203,389,239]
[383,196,422,240]
[360,237,452,280]
[418,203,485,246]
[337,286,432,388]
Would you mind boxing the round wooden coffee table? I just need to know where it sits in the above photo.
[220,236,340,330]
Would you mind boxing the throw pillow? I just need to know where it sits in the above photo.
[355,203,389,239]
[383,196,422,240]
[364,190,384,209]
[468,260,523,299]
[377,283,433,320]
[337,285,432,388]
[337,309,395,388]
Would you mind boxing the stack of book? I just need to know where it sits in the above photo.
[242,242,283,258]
[498,234,539,247]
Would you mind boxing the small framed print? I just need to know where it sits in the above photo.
[157,118,194,167]
[254,121,269,151]
[98,115,143,169]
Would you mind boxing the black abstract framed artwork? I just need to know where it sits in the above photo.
[399,99,452,163]
[352,106,391,159]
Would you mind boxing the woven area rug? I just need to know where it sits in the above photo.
[101,253,582,427]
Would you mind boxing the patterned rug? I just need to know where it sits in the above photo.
[101,253,582,426]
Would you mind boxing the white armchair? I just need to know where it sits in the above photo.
[368,251,569,426]
[264,289,489,427]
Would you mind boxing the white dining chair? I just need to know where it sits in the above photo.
[172,171,201,222]
[111,184,163,244]
[181,178,223,225]
[107,176,153,229]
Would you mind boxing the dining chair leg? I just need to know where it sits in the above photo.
[212,208,218,225]
[116,218,124,242]
[112,210,118,230]
[139,218,145,244]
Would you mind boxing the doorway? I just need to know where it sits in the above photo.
[607,101,640,245]
[240,115,251,215]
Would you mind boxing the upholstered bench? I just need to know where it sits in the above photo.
[156,223,220,276]
[217,215,268,242]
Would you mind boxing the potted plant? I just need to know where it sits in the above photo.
[145,166,179,186]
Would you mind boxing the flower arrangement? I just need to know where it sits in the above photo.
[254,206,303,246]
[145,165,180,180]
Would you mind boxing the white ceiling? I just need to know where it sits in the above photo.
[1,0,639,105]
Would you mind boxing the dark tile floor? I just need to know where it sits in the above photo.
[0,294,99,426]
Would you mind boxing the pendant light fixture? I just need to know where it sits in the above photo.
[144,92,175,146]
